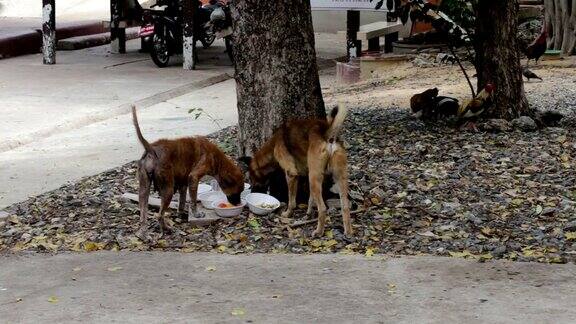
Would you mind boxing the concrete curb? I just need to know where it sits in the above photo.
[0,20,105,59]
[0,73,232,154]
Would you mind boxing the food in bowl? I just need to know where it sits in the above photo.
[257,203,279,210]
[245,193,281,215]
[217,202,235,208]
[198,191,226,209]
[212,199,246,218]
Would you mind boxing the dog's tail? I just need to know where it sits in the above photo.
[326,102,348,141]
[132,105,156,157]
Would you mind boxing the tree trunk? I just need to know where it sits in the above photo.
[545,0,576,55]
[474,0,533,119]
[231,0,326,202]
[231,0,325,157]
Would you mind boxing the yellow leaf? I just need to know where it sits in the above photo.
[565,232,576,241]
[107,266,123,272]
[478,253,493,261]
[231,308,245,316]
[72,267,82,272]
[82,241,105,252]
[217,245,228,253]
[323,239,338,248]
[449,250,473,258]
[310,240,322,248]
[47,296,58,304]
[325,230,334,239]
[205,266,216,272]
[365,247,376,257]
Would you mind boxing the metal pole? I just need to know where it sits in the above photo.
[183,0,196,70]
[346,10,361,60]
[42,0,56,64]
[110,0,125,54]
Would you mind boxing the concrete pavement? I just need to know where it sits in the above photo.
[0,39,234,153]
[0,252,574,323]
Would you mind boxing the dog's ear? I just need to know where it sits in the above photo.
[238,156,252,166]
[238,156,252,173]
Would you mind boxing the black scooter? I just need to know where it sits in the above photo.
[140,0,214,68]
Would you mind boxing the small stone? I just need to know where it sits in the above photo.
[491,245,506,257]
[479,119,512,132]
[512,116,538,132]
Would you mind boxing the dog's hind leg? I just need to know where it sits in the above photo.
[306,195,316,216]
[310,171,328,238]
[157,177,175,234]
[137,165,152,234]
[331,148,353,237]
[281,173,298,218]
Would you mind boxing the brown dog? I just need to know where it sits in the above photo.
[242,104,352,237]
[132,106,244,233]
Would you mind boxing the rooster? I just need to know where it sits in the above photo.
[458,83,495,131]
[524,29,548,66]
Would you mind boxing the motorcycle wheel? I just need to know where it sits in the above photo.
[201,31,216,49]
[151,32,170,68]
[225,37,234,63]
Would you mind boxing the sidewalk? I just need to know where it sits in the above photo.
[0,252,574,323]
[0,39,234,153]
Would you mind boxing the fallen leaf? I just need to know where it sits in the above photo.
[217,245,228,253]
[365,247,376,257]
[449,250,473,258]
[107,266,123,272]
[231,308,245,316]
[72,267,82,272]
[565,232,576,241]
[205,266,216,272]
[47,296,58,304]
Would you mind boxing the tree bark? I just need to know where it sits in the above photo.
[231,0,326,158]
[545,0,576,55]
[474,0,532,119]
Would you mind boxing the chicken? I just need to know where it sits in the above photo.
[524,29,548,65]
[410,88,439,120]
[458,83,495,131]
[522,67,543,82]
[433,96,459,118]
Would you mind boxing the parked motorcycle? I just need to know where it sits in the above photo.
[139,0,216,68]
[206,4,234,62]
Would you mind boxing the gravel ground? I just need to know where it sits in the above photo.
[1,106,575,263]
[1,65,576,264]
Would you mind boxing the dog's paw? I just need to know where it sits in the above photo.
[281,210,293,218]
[311,228,324,238]
[188,209,206,220]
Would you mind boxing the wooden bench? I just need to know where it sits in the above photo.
[338,21,403,53]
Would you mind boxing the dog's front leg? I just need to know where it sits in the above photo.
[177,185,188,218]
[188,166,207,220]
[281,173,298,218]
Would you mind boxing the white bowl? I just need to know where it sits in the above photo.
[211,199,246,218]
[245,193,280,215]
[198,191,226,209]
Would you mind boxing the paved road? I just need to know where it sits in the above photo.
[0,252,574,323]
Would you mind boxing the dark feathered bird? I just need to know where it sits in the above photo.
[524,29,548,65]
[433,96,459,118]
[522,67,543,82]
